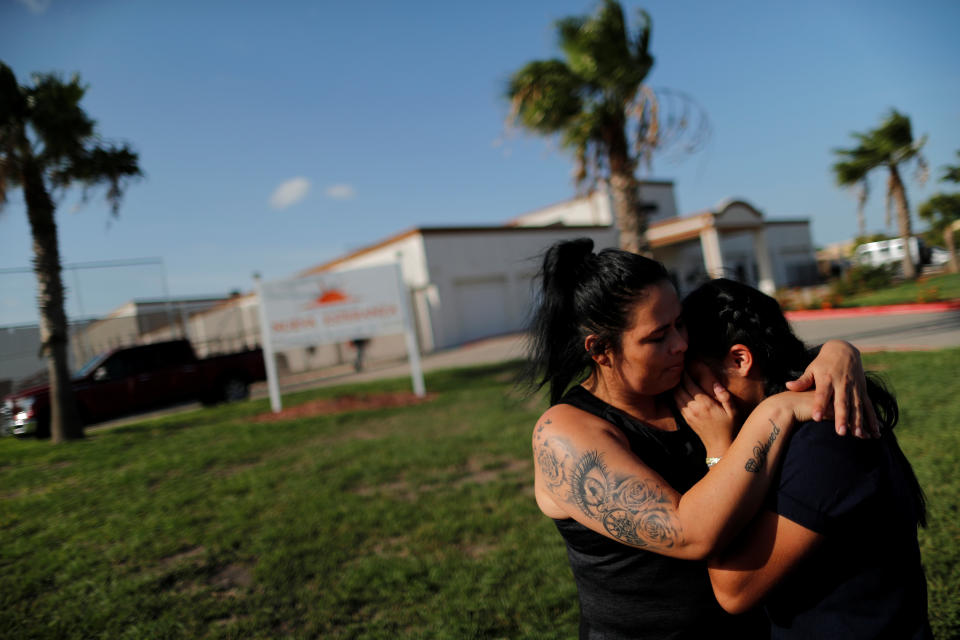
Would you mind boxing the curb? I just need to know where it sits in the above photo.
[785,299,960,321]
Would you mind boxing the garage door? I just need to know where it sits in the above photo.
[453,277,509,344]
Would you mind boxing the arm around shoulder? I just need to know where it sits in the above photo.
[532,393,813,560]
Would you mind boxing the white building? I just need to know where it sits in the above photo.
[299,224,618,352]
[173,180,819,374]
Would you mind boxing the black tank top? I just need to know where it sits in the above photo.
[554,386,768,639]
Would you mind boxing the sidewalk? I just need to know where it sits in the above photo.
[254,332,528,397]
[786,300,960,352]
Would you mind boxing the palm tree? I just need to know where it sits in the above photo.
[505,1,707,254]
[0,63,142,442]
[919,150,960,272]
[941,150,960,184]
[832,109,927,279]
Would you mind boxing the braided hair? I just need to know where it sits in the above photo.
[522,238,670,405]
[682,278,926,526]
[682,279,811,398]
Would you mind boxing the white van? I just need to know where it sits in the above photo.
[853,237,927,269]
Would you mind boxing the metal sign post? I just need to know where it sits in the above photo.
[394,263,425,397]
[254,275,283,413]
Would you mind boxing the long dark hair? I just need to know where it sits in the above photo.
[682,278,926,527]
[522,238,670,405]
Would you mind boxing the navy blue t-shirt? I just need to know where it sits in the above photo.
[764,421,932,639]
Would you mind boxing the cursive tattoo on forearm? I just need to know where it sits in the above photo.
[744,419,781,473]
[533,435,683,549]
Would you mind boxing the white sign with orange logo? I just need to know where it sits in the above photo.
[260,264,406,347]
[255,263,425,412]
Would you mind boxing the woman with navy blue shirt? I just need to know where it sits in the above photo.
[679,278,931,639]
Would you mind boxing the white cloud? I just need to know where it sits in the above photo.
[16,0,51,13]
[324,184,356,200]
[269,177,311,210]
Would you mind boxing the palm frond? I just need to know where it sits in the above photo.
[632,9,653,67]
[52,143,143,216]
[914,150,929,187]
[832,158,871,186]
[0,156,8,211]
[0,63,27,128]
[556,0,648,97]
[941,151,960,183]
[26,72,94,165]
[631,85,658,172]
[506,59,584,134]
[632,88,709,168]
[0,63,27,210]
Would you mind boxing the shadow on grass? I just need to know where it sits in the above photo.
[85,360,535,440]
[424,360,526,392]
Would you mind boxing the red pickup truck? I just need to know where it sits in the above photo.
[1,340,266,438]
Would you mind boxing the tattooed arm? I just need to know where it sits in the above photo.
[533,391,817,560]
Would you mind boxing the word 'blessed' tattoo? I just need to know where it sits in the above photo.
[534,436,682,549]
[744,419,781,473]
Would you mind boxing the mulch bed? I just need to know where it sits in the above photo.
[249,392,434,423]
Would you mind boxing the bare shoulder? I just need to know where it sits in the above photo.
[532,403,626,446]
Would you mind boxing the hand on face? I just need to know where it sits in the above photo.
[674,361,739,456]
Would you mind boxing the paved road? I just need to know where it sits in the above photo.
[788,308,960,352]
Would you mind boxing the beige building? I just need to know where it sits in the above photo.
[510,183,818,295]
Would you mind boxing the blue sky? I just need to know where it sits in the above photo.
[1,0,958,326]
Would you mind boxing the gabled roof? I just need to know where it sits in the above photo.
[298,223,612,276]
[647,198,808,248]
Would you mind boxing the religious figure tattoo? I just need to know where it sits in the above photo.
[745,419,781,473]
[534,435,683,549]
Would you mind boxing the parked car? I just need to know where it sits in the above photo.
[929,246,952,266]
[1,340,265,438]
[853,237,931,271]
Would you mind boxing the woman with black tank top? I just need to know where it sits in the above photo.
[524,239,873,639]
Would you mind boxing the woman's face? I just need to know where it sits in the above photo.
[607,280,688,397]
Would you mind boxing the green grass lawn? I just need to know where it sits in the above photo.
[841,271,960,307]
[2,352,958,639]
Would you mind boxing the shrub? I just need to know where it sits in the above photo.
[831,264,895,297]
[916,285,941,303]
